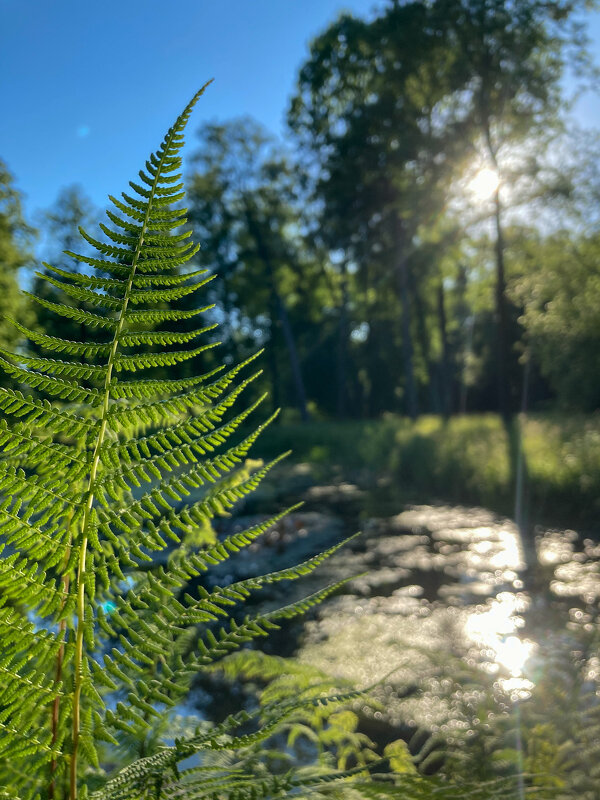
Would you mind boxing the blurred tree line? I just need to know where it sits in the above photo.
[1,0,599,419]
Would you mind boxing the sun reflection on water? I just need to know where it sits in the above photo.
[465,592,535,698]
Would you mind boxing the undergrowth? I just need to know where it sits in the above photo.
[260,414,600,528]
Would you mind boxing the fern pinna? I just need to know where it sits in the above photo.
[0,86,364,800]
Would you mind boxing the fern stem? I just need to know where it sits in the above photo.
[49,575,69,798]
[69,272,133,800]
[50,476,81,796]
[69,135,181,800]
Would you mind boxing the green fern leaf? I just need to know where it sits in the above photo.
[0,85,391,800]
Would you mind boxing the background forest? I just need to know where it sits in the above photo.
[2,1,600,426]
[2,0,600,796]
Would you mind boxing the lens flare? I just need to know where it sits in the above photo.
[468,166,500,200]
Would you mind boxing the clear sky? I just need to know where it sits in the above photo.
[1,0,599,221]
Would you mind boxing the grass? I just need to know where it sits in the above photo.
[259,414,600,531]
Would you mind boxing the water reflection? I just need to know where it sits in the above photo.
[206,471,600,793]
[465,592,535,695]
[495,636,534,678]
[283,501,599,735]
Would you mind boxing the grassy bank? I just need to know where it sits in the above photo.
[260,414,600,531]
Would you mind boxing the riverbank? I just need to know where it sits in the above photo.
[259,414,600,532]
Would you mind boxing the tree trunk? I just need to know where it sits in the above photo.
[268,293,281,414]
[482,117,511,421]
[437,281,452,417]
[459,315,474,415]
[493,185,511,420]
[244,205,310,422]
[454,264,471,415]
[396,222,418,419]
[506,354,539,590]
[273,289,310,422]
[413,285,440,414]
[336,262,349,418]
[515,355,538,571]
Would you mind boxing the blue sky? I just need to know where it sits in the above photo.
[1,0,599,221]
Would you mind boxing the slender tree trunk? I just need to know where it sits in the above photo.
[245,206,310,422]
[482,117,511,421]
[273,289,310,422]
[514,356,530,534]
[437,281,452,417]
[219,263,242,371]
[396,222,418,419]
[268,293,281,414]
[454,264,470,415]
[493,185,511,420]
[459,315,474,415]
[336,263,349,418]
[514,353,538,576]
[504,352,538,593]
[413,286,440,414]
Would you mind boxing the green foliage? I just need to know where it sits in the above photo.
[206,651,384,772]
[289,1,470,418]
[511,229,600,410]
[435,621,600,799]
[186,119,321,419]
[260,414,600,527]
[0,160,35,353]
[28,186,107,360]
[286,0,597,419]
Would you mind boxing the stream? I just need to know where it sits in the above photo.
[193,462,600,785]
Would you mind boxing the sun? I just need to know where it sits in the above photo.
[468,166,500,200]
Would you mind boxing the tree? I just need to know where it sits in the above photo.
[435,0,595,417]
[29,185,102,353]
[187,119,314,421]
[289,2,473,417]
[511,229,600,410]
[290,0,597,419]
[0,159,35,353]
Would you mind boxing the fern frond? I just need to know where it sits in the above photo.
[34,272,124,310]
[40,263,127,290]
[106,352,262,429]
[112,342,217,372]
[0,356,103,402]
[0,419,88,475]
[23,291,118,328]
[100,374,263,468]
[95,687,371,800]
[0,85,385,800]
[130,267,208,287]
[7,319,112,357]
[127,273,210,304]
[95,399,267,495]
[123,304,214,324]
[0,387,96,435]
[0,348,107,381]
[118,323,217,347]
